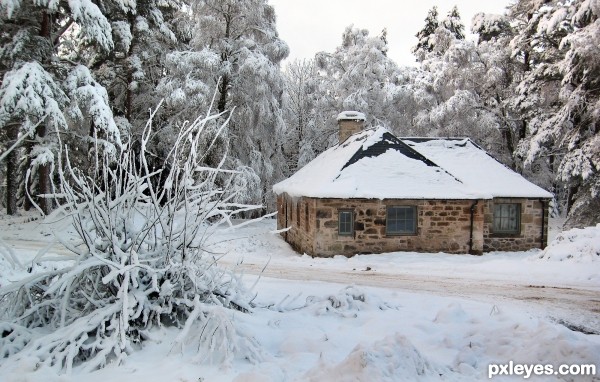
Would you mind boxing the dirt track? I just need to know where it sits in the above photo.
[223,258,600,334]
[4,238,600,334]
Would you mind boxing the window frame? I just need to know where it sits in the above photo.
[304,203,309,232]
[386,205,417,236]
[338,209,354,237]
[492,203,521,235]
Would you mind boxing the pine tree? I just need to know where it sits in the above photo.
[443,6,465,40]
[522,0,599,227]
[471,12,512,43]
[0,0,119,215]
[412,6,439,62]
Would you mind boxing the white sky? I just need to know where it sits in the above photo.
[269,0,513,67]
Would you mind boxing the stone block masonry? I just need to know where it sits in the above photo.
[277,194,549,257]
[483,198,549,252]
[277,194,486,257]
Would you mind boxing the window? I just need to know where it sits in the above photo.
[386,206,417,235]
[338,210,354,236]
[305,203,309,231]
[493,203,521,234]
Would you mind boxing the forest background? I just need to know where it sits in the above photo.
[1,0,599,229]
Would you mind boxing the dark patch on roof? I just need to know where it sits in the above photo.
[402,137,512,171]
[341,132,439,171]
[402,137,469,143]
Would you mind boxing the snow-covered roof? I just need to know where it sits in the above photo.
[337,111,366,121]
[273,127,486,199]
[402,138,553,199]
[273,128,553,200]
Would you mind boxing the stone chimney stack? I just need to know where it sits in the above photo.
[337,111,366,143]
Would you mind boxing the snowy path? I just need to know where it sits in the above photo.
[220,256,600,334]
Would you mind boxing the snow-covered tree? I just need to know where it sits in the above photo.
[86,0,180,124]
[443,6,466,40]
[471,12,512,43]
[282,59,319,171]
[413,6,467,61]
[510,0,600,227]
[173,0,289,212]
[0,0,118,214]
[0,62,69,214]
[413,6,439,62]
[0,105,261,371]
[408,8,507,159]
[313,26,405,146]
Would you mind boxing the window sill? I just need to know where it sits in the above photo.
[490,232,522,238]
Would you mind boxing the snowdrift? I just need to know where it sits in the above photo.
[536,224,600,262]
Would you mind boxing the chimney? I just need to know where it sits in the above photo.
[337,111,366,143]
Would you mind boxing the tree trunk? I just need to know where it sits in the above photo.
[35,124,52,215]
[125,13,136,121]
[217,72,229,114]
[217,12,231,114]
[567,185,579,215]
[36,11,52,214]
[5,124,19,215]
[22,138,33,211]
[501,127,516,170]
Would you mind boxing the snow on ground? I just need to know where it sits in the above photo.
[0,212,599,381]
[537,224,600,262]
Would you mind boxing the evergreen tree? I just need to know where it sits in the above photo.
[0,0,117,214]
[513,0,600,227]
[443,6,465,40]
[471,12,512,43]
[506,0,575,217]
[412,6,439,62]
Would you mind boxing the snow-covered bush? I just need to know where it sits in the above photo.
[536,224,600,262]
[0,104,261,371]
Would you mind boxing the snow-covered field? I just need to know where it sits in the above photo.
[1,213,599,381]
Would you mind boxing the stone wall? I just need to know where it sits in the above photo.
[276,194,315,255]
[277,195,549,257]
[278,194,484,257]
[483,198,549,252]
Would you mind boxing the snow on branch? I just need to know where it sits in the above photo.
[0,100,262,372]
[0,62,68,134]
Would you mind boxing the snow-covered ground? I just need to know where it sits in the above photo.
[0,212,599,381]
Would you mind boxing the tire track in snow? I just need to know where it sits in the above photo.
[223,259,600,334]
[4,238,599,333]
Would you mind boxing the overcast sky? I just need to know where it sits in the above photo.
[269,0,514,67]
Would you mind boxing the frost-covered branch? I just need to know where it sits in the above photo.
[0,101,261,372]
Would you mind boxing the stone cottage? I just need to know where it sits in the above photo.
[272,111,553,257]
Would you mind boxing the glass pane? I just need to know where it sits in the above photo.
[493,204,519,233]
[339,211,352,234]
[387,206,415,234]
